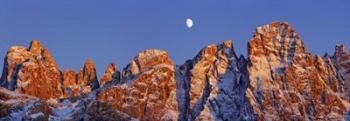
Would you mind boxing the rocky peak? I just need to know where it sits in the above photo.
[1,23,350,121]
[333,44,349,66]
[175,40,251,120]
[61,59,100,97]
[0,40,63,99]
[28,40,44,56]
[122,49,173,81]
[76,59,99,93]
[133,49,172,70]
[97,49,178,121]
[246,22,349,120]
[249,22,309,69]
[194,40,235,62]
[334,44,349,61]
[335,44,347,55]
[84,59,95,69]
[332,44,350,97]
[189,40,236,105]
[247,22,313,92]
[100,63,117,87]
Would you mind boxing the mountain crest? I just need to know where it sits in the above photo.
[246,22,349,120]
[0,40,63,99]
[1,22,350,120]
[122,49,173,82]
[97,49,178,121]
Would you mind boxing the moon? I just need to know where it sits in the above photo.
[186,18,193,28]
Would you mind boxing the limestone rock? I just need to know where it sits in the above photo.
[100,63,117,87]
[333,45,350,97]
[1,22,350,121]
[62,59,100,97]
[0,40,64,100]
[97,49,178,121]
[176,40,254,120]
[62,70,80,97]
[246,22,349,120]
[80,59,99,90]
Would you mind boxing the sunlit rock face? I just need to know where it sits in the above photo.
[0,41,100,100]
[62,59,100,97]
[246,22,350,120]
[100,63,117,87]
[0,40,64,99]
[97,49,178,121]
[62,70,80,97]
[77,59,100,93]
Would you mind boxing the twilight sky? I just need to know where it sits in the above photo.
[1,0,349,77]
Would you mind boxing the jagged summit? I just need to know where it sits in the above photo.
[335,44,347,57]
[249,21,308,67]
[100,63,117,87]
[176,40,251,120]
[133,49,172,69]
[1,22,350,121]
[121,49,173,82]
[0,41,100,99]
[97,48,178,121]
[28,40,44,55]
[0,40,63,99]
[247,22,350,120]
[194,40,236,61]
[81,59,99,90]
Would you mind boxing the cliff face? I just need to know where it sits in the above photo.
[97,49,178,121]
[1,22,350,121]
[61,59,100,97]
[0,41,100,100]
[99,63,117,87]
[246,22,349,120]
[0,40,64,99]
[333,45,350,97]
[176,40,254,121]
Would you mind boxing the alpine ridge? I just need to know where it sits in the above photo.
[1,22,350,121]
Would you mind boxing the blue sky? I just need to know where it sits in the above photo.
[1,0,349,77]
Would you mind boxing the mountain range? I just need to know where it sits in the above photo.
[1,22,350,121]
